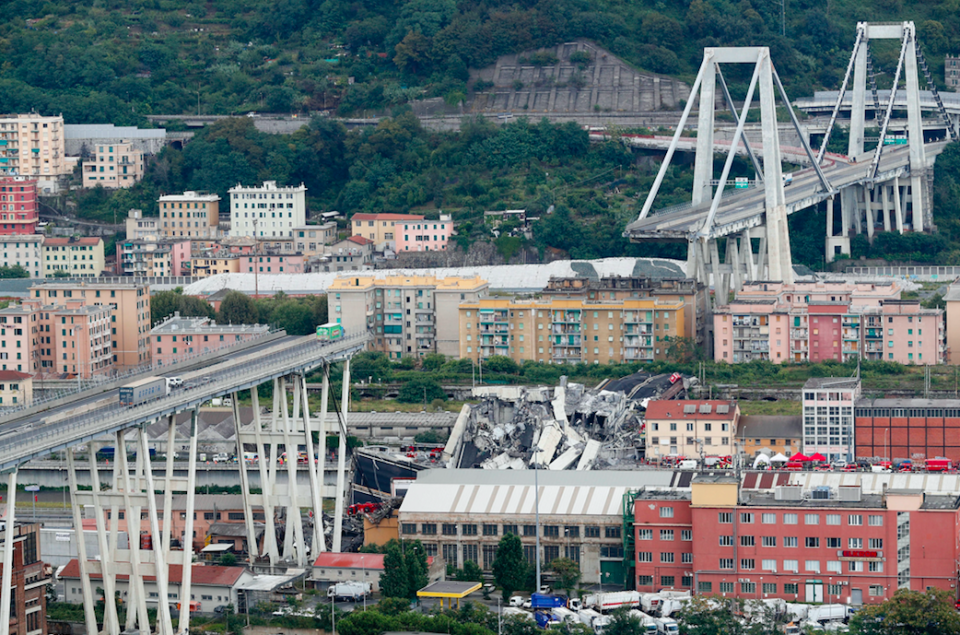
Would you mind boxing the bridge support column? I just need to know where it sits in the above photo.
[234,394,261,565]
[894,177,904,233]
[251,387,280,563]
[313,368,330,554]
[881,185,892,232]
[67,451,98,635]
[88,447,120,635]
[117,432,149,633]
[866,188,876,243]
[179,409,200,633]
[139,428,173,635]
[302,373,326,556]
[0,470,16,635]
[333,358,350,552]
[283,376,306,565]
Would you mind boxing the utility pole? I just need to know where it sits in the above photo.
[534,464,541,593]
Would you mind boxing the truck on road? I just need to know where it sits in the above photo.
[653,617,679,635]
[327,582,370,601]
[585,591,641,612]
[120,377,168,407]
[807,604,855,624]
[627,610,658,635]
[530,593,569,609]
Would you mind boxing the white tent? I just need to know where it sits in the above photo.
[770,452,789,462]
[752,454,771,469]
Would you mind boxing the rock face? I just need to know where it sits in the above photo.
[468,40,690,114]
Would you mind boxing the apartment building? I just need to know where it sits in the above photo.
[350,213,424,249]
[125,208,160,240]
[398,469,669,586]
[736,415,802,457]
[0,371,32,408]
[239,253,304,274]
[31,281,151,368]
[81,140,144,189]
[634,474,958,605]
[714,281,943,365]
[190,254,240,278]
[395,215,454,253]
[541,276,709,353]
[644,399,739,461]
[0,300,113,378]
[947,55,959,90]
[0,176,38,234]
[158,191,220,239]
[0,113,68,179]
[458,297,685,365]
[0,522,49,635]
[41,237,105,278]
[0,235,42,277]
[328,274,489,358]
[230,180,306,238]
[119,238,190,277]
[802,377,861,461]
[151,314,269,366]
[294,222,338,256]
[318,236,373,272]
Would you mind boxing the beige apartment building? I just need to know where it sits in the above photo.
[82,140,144,189]
[328,275,489,359]
[30,281,151,368]
[350,213,424,249]
[294,223,338,256]
[459,296,685,365]
[125,209,160,240]
[0,113,68,179]
[41,237,105,277]
[643,399,740,461]
[158,191,220,239]
[190,254,241,278]
[0,371,33,408]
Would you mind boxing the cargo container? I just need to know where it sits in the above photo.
[317,322,345,341]
[119,376,167,406]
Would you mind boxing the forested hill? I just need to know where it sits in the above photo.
[0,0,957,124]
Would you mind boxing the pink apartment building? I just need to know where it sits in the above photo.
[395,215,453,253]
[714,281,944,365]
[151,313,269,367]
[0,176,38,235]
[239,253,304,274]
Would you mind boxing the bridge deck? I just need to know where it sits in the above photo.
[0,334,368,472]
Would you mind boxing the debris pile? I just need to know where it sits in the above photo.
[441,372,695,471]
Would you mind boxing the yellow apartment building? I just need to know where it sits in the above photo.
[158,191,220,239]
[458,297,685,364]
[190,255,240,278]
[41,237,105,277]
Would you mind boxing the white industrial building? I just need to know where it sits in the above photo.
[398,469,682,587]
[229,180,306,238]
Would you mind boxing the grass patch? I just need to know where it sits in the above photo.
[738,400,802,416]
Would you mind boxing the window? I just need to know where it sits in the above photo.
[869,585,884,597]
[503,524,518,535]
[741,512,754,524]
[682,553,693,564]
[762,559,777,571]
[564,526,579,538]
[849,538,863,549]
[442,524,457,536]
[784,537,798,548]
[763,583,777,594]
[740,582,756,594]
[741,559,755,570]
[638,576,653,586]
[719,536,733,546]
[826,514,841,525]
[826,538,841,549]
[869,538,883,549]
[805,560,820,573]
[543,525,559,538]
[719,558,734,570]
[523,525,537,537]
[661,575,675,587]
[784,559,799,572]
[849,561,864,572]
[868,561,884,573]
[660,507,674,518]
[719,512,733,524]
[784,513,798,525]
[638,552,653,563]
[720,582,734,594]
[805,514,819,525]
[401,523,417,534]
[483,524,498,536]
[869,515,884,526]
[828,584,842,596]
[462,524,477,536]
[698,581,712,593]
[638,529,653,540]
[660,529,674,541]
[660,552,675,564]
[741,535,755,547]
[784,583,799,595]
[761,513,776,524]
[605,526,621,539]
[827,561,842,573]
[848,514,863,526]
[805,537,820,548]
[681,529,692,541]
[585,526,600,538]
[421,523,437,535]
[762,536,776,547]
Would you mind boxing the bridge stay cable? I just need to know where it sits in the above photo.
[772,68,833,194]
[817,26,863,165]
[870,27,911,182]
[715,66,765,182]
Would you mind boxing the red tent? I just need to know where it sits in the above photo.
[790,452,809,462]
[809,452,827,462]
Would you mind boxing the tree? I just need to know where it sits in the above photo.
[269,300,314,335]
[396,376,446,404]
[492,532,526,600]
[549,557,581,597]
[217,291,259,325]
[0,265,29,279]
[483,355,518,374]
[677,597,745,635]
[151,289,215,324]
[604,609,644,635]
[455,559,484,582]
[379,540,410,599]
[406,540,430,594]
[849,588,960,635]
[219,552,237,566]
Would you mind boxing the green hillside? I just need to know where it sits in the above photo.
[0,0,957,122]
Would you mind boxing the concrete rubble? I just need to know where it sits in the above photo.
[439,371,696,471]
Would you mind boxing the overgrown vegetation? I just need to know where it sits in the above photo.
[150,288,326,335]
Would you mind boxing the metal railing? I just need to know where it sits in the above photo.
[0,333,368,469]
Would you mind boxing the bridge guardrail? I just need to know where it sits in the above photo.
[0,334,369,470]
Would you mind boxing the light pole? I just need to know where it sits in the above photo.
[534,464,541,594]
[497,597,502,635]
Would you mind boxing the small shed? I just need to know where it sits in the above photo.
[416,581,481,609]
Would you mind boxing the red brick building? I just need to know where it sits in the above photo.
[0,177,38,235]
[1,522,49,635]
[855,398,960,463]
[634,474,960,606]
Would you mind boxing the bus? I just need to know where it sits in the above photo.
[316,322,344,341]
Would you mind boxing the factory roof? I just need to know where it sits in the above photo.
[645,400,738,421]
[313,553,385,570]
[737,416,802,439]
[400,469,677,517]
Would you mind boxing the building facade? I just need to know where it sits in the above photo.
[644,400,740,461]
[634,475,959,606]
[125,209,160,240]
[854,398,960,464]
[0,176,39,235]
[0,113,68,178]
[0,522,49,635]
[293,223,338,255]
[238,254,304,275]
[714,282,944,365]
[31,281,151,369]
[229,181,306,238]
[0,235,42,277]
[395,215,454,253]
[736,415,802,457]
[319,236,373,272]
[0,371,32,408]
[947,55,959,90]
[802,378,861,461]
[158,192,220,239]
[151,314,269,367]
[350,213,424,249]
[119,239,190,277]
[328,274,489,358]
[459,297,685,365]
[190,254,240,278]
[81,140,144,189]
[41,237,105,278]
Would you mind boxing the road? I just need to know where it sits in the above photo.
[625,141,947,240]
